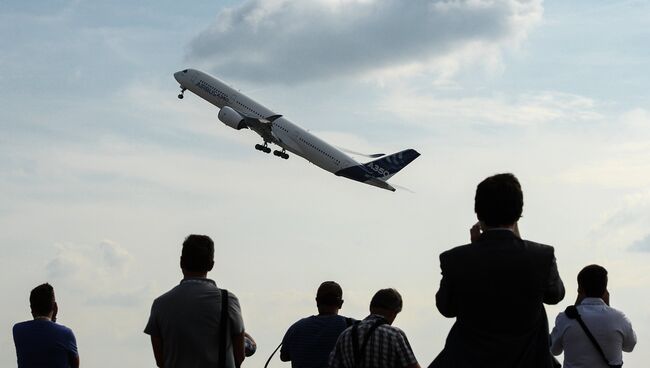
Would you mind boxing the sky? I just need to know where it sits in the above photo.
[1,0,649,366]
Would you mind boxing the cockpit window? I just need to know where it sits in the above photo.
[183,69,188,73]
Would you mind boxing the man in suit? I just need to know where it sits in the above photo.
[430,173,565,368]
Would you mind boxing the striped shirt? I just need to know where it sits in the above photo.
[282,315,353,368]
[329,314,417,368]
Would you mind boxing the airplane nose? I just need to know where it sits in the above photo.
[174,71,182,84]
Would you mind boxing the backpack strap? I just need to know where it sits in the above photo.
[351,318,387,368]
[565,305,618,368]
[218,289,229,368]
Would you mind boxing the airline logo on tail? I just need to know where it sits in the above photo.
[362,149,420,180]
[334,149,420,187]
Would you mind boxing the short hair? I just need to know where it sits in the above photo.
[370,288,402,313]
[578,264,608,298]
[316,281,343,306]
[180,234,214,273]
[474,173,523,227]
[30,283,55,316]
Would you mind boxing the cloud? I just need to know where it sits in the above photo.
[187,0,543,83]
[630,234,650,252]
[381,90,602,127]
[45,241,146,307]
[100,240,134,274]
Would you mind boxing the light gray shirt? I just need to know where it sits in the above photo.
[145,278,245,368]
[550,298,636,368]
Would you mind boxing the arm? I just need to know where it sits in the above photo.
[549,314,565,356]
[543,253,565,305]
[150,336,164,368]
[280,346,291,362]
[232,331,246,368]
[621,314,637,352]
[280,327,292,362]
[435,253,457,317]
[70,355,80,368]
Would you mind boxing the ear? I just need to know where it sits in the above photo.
[338,300,344,309]
[207,260,214,272]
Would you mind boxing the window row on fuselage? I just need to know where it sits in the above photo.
[298,136,340,165]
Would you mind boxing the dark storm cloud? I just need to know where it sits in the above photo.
[186,0,542,83]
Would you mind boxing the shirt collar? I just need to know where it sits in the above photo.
[180,277,217,286]
[579,297,606,305]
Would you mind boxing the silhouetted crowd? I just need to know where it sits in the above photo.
[13,173,637,368]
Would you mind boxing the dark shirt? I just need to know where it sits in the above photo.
[13,319,78,368]
[282,315,352,368]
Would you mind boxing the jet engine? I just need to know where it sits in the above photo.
[218,106,247,130]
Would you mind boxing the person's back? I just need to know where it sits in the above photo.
[551,265,636,368]
[329,289,420,368]
[281,281,354,368]
[431,173,565,368]
[13,283,79,368]
[144,234,246,368]
[147,279,243,367]
[283,315,352,368]
[441,233,560,331]
[13,319,77,368]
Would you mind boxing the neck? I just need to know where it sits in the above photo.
[369,308,396,325]
[317,306,339,315]
[483,224,515,231]
[183,271,208,278]
[32,314,52,321]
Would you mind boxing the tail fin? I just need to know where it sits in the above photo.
[363,149,420,180]
[334,149,420,191]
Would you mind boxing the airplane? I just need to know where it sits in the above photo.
[173,69,420,191]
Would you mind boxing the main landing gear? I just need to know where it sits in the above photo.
[178,87,186,99]
[255,144,272,154]
[273,150,289,160]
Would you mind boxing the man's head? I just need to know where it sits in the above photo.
[578,264,608,298]
[369,288,403,324]
[30,283,56,319]
[180,234,215,275]
[475,173,523,228]
[316,281,343,314]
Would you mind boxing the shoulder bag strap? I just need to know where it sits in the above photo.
[351,319,386,368]
[219,289,230,368]
[565,306,615,367]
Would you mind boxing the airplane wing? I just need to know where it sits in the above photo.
[240,114,283,144]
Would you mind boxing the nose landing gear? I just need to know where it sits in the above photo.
[178,87,186,99]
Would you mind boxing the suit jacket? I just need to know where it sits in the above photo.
[430,230,565,368]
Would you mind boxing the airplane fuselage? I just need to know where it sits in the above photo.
[175,69,357,174]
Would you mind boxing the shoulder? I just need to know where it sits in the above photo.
[440,244,472,261]
[152,284,183,304]
[522,240,555,254]
[288,315,315,329]
[53,323,76,338]
[605,306,633,324]
[12,320,31,335]
[378,324,407,338]
[225,289,240,301]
